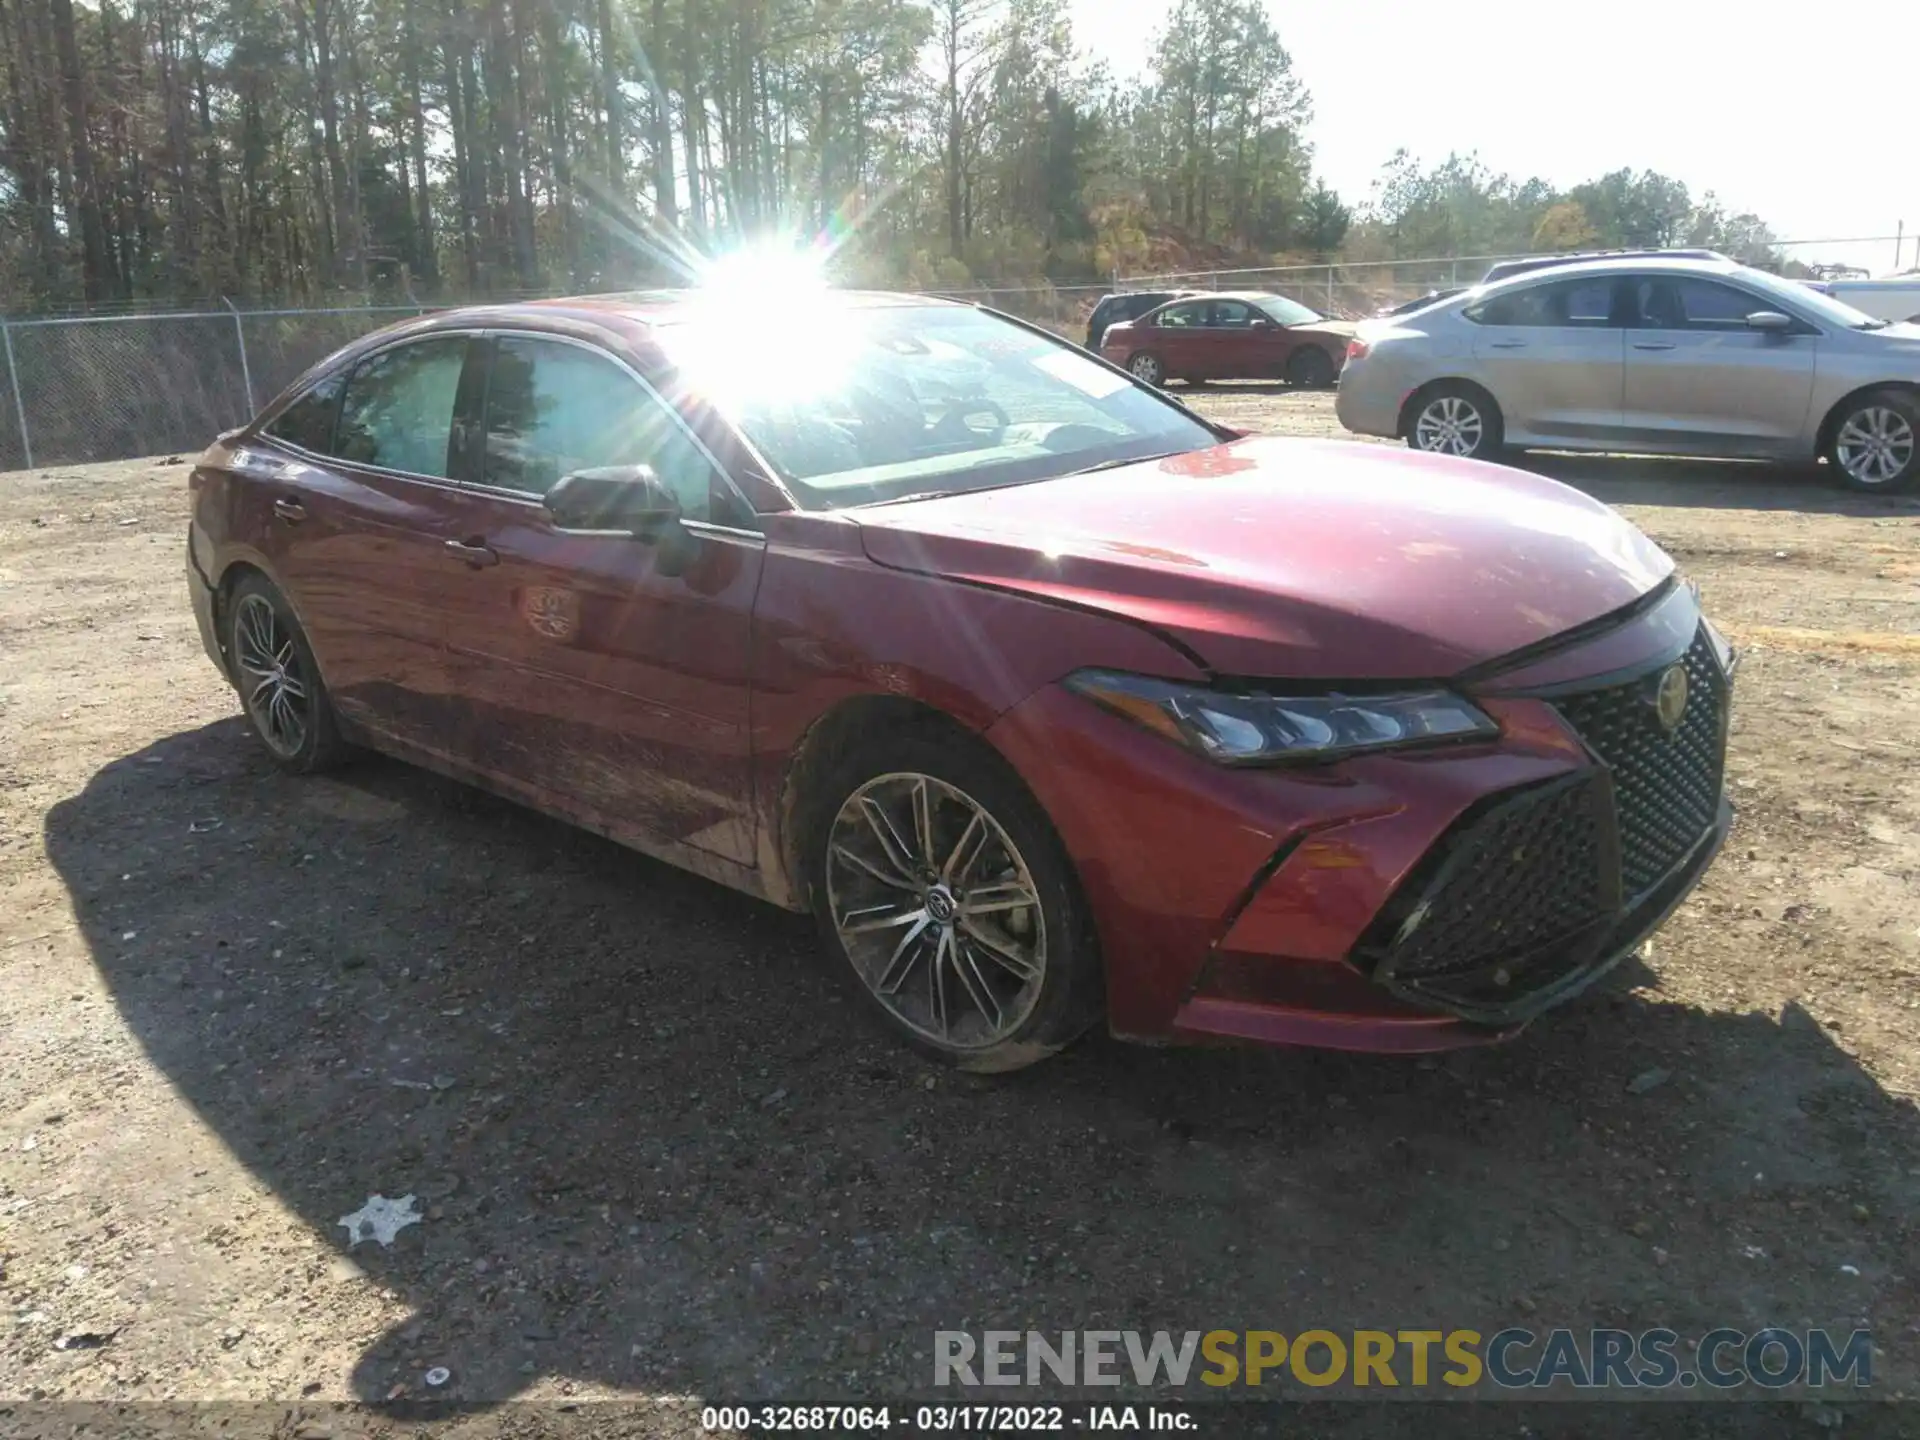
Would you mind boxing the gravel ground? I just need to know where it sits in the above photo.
[1,390,1917,1433]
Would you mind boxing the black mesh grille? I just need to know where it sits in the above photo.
[1380,774,1612,981]
[1551,630,1726,900]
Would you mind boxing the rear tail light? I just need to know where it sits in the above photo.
[1345,338,1370,363]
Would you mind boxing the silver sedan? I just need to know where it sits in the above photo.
[1335,257,1920,491]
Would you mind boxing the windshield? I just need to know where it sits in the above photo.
[657,303,1220,509]
[1734,267,1888,329]
[1254,295,1324,326]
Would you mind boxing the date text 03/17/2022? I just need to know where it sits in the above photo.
[699,1405,1196,1432]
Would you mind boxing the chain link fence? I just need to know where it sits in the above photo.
[1116,236,1914,322]
[4,238,1899,472]
[0,287,1105,473]
[1117,255,1523,321]
[0,305,431,472]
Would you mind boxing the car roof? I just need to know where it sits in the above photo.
[260,289,964,412]
[1482,249,1729,280]
[1148,290,1294,305]
[513,288,957,326]
[1477,255,1750,290]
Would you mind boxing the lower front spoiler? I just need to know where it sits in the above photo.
[1168,794,1733,1055]
[186,540,227,680]
[1169,996,1515,1054]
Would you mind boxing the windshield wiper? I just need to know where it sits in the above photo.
[866,487,971,507]
[860,449,1195,508]
[1855,317,1893,330]
[1065,450,1190,477]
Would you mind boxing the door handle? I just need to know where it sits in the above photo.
[444,537,499,568]
[1633,342,1677,351]
[1488,340,1528,349]
[272,496,307,523]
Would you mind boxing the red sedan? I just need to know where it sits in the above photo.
[1098,291,1356,388]
[186,289,1733,1071]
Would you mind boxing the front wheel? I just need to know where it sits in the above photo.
[1285,346,1338,389]
[225,573,349,773]
[1407,384,1504,460]
[809,731,1101,1072]
[1828,390,1919,492]
[1128,352,1166,387]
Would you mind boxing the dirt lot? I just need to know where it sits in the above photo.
[2,391,1918,1428]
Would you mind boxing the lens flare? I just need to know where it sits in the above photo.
[692,240,833,297]
[667,240,863,415]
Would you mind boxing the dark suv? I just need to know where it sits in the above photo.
[1085,290,1197,350]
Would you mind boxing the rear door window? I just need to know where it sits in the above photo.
[1155,301,1207,328]
[333,338,470,477]
[1468,278,1618,328]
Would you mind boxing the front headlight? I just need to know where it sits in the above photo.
[1064,669,1498,767]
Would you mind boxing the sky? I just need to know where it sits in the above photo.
[1068,0,1920,275]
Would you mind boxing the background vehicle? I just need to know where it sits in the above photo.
[1098,291,1353,387]
[1337,256,1920,491]
[186,290,1730,1071]
[1377,287,1465,317]
[1084,290,1194,350]
[1817,276,1920,326]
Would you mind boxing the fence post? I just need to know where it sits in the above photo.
[223,296,256,416]
[1,320,31,471]
[1326,265,1335,313]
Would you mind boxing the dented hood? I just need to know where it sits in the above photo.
[851,437,1674,680]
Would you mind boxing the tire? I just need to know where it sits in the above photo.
[1128,352,1166,387]
[805,729,1101,1072]
[1285,346,1338,389]
[1826,389,1919,493]
[1405,382,1505,460]
[225,572,349,774]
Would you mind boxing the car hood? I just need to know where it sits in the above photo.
[851,438,1674,680]
[1293,319,1357,340]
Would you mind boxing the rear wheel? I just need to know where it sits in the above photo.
[1285,346,1338,389]
[808,730,1101,1072]
[1128,352,1166,387]
[1828,390,1919,492]
[1406,383,1504,460]
[225,573,348,773]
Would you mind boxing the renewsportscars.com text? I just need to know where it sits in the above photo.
[933,1328,1873,1391]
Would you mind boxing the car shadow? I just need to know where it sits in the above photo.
[45,721,1920,1412]
[1509,452,1920,520]
[1176,380,1308,396]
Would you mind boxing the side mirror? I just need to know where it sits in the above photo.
[1249,316,1273,330]
[1745,310,1794,333]
[544,464,680,539]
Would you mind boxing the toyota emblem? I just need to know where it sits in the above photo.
[1653,663,1689,733]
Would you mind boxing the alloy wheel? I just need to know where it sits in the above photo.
[825,772,1046,1051]
[1835,405,1915,486]
[1414,395,1484,456]
[233,593,310,759]
[1130,353,1164,386]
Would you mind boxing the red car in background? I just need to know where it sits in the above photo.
[186,289,1733,1073]
[1099,291,1356,389]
